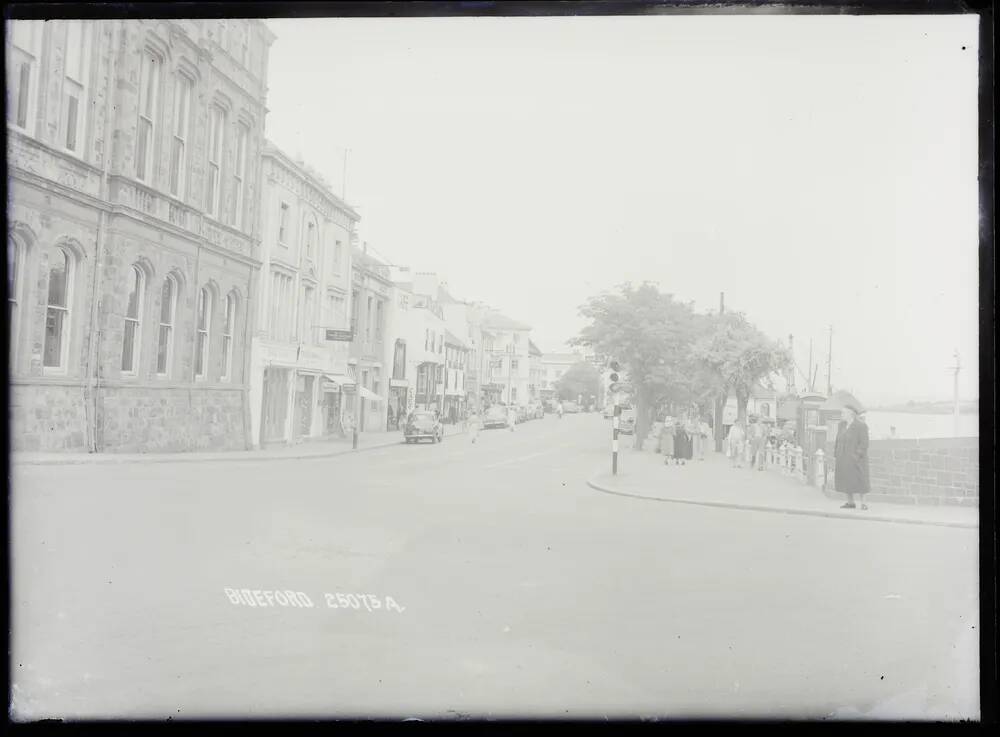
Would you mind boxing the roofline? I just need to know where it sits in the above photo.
[262,140,361,221]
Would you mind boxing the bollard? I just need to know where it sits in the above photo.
[814,448,825,488]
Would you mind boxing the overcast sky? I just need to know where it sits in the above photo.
[264,13,979,406]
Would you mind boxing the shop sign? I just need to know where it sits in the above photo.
[389,379,409,388]
[325,329,354,342]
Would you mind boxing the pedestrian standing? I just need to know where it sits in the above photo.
[508,404,517,432]
[686,416,701,460]
[659,420,676,465]
[387,405,395,432]
[834,401,871,510]
[748,416,766,471]
[468,408,481,444]
[674,420,692,465]
[726,420,746,468]
[697,418,710,460]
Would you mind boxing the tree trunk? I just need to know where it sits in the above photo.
[736,388,750,423]
[634,387,648,450]
[714,393,725,451]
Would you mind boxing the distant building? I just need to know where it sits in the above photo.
[540,353,584,399]
[528,340,544,401]
[479,310,532,406]
[8,19,275,452]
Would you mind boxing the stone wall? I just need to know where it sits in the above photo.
[97,386,247,453]
[9,383,90,452]
[845,437,979,507]
[9,383,248,453]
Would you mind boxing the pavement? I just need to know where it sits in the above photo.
[10,413,979,720]
[10,424,467,465]
[589,442,979,530]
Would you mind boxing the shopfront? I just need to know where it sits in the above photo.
[388,379,409,429]
[261,367,292,445]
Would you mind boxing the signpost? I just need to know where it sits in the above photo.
[608,362,621,475]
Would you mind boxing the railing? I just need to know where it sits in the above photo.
[760,441,819,486]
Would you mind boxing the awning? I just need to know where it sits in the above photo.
[358,385,382,401]
[321,373,352,392]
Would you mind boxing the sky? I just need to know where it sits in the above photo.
[264,13,980,406]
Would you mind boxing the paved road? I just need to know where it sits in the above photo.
[11,413,978,720]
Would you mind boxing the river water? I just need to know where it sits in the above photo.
[863,410,979,440]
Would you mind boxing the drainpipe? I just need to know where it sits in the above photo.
[241,259,254,449]
[84,19,122,453]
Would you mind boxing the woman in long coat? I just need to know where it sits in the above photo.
[834,404,871,509]
[674,421,692,465]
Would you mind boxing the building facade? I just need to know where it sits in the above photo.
[540,353,584,399]
[348,244,391,432]
[8,19,274,452]
[528,340,543,402]
[247,142,359,447]
[480,311,532,407]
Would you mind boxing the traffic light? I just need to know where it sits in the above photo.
[608,361,620,384]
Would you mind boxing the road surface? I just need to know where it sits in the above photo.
[10,413,978,720]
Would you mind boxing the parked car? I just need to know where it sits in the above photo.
[619,407,636,435]
[516,405,529,423]
[403,410,443,443]
[483,405,510,429]
[531,403,545,419]
[562,401,580,414]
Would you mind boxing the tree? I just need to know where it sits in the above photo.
[691,312,792,432]
[554,362,601,403]
[571,282,700,448]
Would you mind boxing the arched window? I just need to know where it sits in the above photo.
[8,235,23,363]
[195,286,212,379]
[221,292,236,381]
[43,248,74,370]
[121,265,145,373]
[156,275,177,376]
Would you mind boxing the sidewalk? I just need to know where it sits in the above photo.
[11,424,468,466]
[588,446,979,529]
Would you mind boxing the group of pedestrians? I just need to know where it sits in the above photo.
[725,415,770,470]
[656,415,710,465]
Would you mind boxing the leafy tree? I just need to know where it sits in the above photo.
[691,311,792,431]
[571,282,700,448]
[554,362,602,403]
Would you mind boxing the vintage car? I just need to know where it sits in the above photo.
[483,405,510,429]
[561,401,580,414]
[403,410,443,443]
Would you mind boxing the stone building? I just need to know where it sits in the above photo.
[7,18,274,452]
[247,142,359,447]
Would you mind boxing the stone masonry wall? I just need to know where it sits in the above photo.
[9,383,89,452]
[98,386,246,453]
[863,437,979,507]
